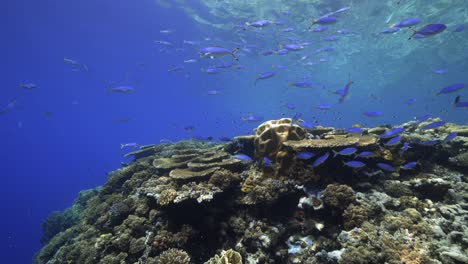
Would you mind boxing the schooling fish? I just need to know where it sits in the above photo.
[290,81,314,88]
[408,24,447,40]
[381,27,400,34]
[322,36,339,41]
[399,142,411,155]
[283,43,304,51]
[245,20,271,28]
[108,86,134,93]
[455,101,468,108]
[297,120,314,129]
[263,157,273,167]
[453,25,465,32]
[405,98,417,105]
[421,121,446,130]
[343,160,366,168]
[316,104,333,110]
[312,16,337,26]
[437,83,465,95]
[377,162,396,172]
[233,154,253,162]
[255,71,275,85]
[207,90,221,95]
[443,132,457,142]
[18,83,37,90]
[385,136,401,146]
[381,127,405,138]
[242,115,264,122]
[432,68,448,74]
[363,111,383,117]
[312,152,330,167]
[121,143,140,149]
[355,151,374,158]
[333,147,358,157]
[337,80,353,103]
[199,47,239,60]
[311,26,328,32]
[401,161,418,170]
[391,18,421,28]
[0,98,17,115]
[415,115,431,124]
[296,152,315,160]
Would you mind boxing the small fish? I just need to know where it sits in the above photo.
[381,27,400,34]
[332,6,351,14]
[207,90,220,95]
[184,125,195,131]
[333,147,358,157]
[233,154,253,162]
[391,18,421,28]
[283,43,304,51]
[377,162,396,172]
[421,121,446,130]
[399,142,411,155]
[290,81,314,88]
[363,111,382,117]
[242,115,263,122]
[316,104,333,110]
[312,15,337,26]
[121,143,140,149]
[184,59,197,63]
[385,136,401,146]
[18,83,37,90]
[343,160,366,168]
[168,65,184,72]
[263,157,273,167]
[443,132,457,142]
[432,68,448,74]
[322,36,339,41]
[418,139,440,146]
[199,47,239,60]
[311,26,328,32]
[346,127,363,134]
[108,86,134,93]
[245,20,271,28]
[255,71,275,84]
[292,113,303,122]
[282,103,296,110]
[183,40,199,45]
[409,24,447,40]
[415,115,431,124]
[453,25,465,32]
[297,120,314,129]
[337,29,353,35]
[319,58,330,62]
[312,152,330,167]
[381,127,405,139]
[261,50,274,56]
[154,40,172,45]
[192,135,213,141]
[437,83,465,95]
[202,68,221,74]
[296,152,315,160]
[401,162,418,170]
[0,98,17,115]
[355,151,374,158]
[337,80,353,103]
[160,29,173,34]
[455,101,468,108]
[405,98,417,105]
[276,49,289,55]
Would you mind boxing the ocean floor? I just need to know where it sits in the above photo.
[35,118,468,264]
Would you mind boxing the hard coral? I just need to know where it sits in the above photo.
[254,118,305,160]
[157,248,191,264]
[204,249,242,264]
[323,184,356,210]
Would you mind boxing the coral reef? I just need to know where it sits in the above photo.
[35,119,468,264]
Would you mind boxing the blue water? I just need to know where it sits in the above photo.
[1,0,467,262]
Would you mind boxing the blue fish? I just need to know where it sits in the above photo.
[233,154,253,162]
[437,83,465,95]
[381,127,405,139]
[312,152,330,167]
[276,49,289,55]
[290,81,314,88]
[377,162,396,172]
[385,136,401,146]
[401,162,418,170]
[405,98,417,105]
[242,115,264,122]
[261,50,274,56]
[453,25,465,32]
[415,115,431,124]
[292,113,303,122]
[203,68,221,74]
[363,111,383,117]
[322,36,339,41]
[355,151,374,158]
[343,160,366,168]
[246,19,271,28]
[391,18,421,28]
[399,142,411,155]
[255,72,275,85]
[297,120,314,129]
[346,127,363,134]
[432,68,448,74]
[418,139,440,146]
[455,101,468,108]
[311,26,328,32]
[333,147,358,157]
[207,89,221,95]
[263,157,273,167]
[296,152,315,160]
[409,24,446,40]
[421,121,446,130]
[316,104,333,110]
[283,43,304,51]
[312,16,337,25]
[443,132,457,142]
[381,27,400,34]
[199,46,239,60]
[337,81,353,103]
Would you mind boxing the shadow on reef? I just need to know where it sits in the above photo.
[35,118,468,264]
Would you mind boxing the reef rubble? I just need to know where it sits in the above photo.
[35,118,468,264]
